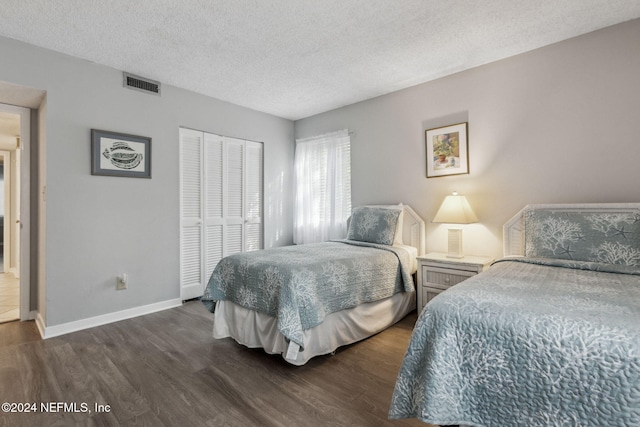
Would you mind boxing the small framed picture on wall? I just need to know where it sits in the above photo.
[425,122,469,178]
[91,129,152,178]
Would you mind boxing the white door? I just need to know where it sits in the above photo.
[203,132,224,291]
[179,128,263,300]
[223,137,245,258]
[244,141,263,251]
[179,128,204,300]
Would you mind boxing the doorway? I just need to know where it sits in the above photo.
[0,120,20,323]
[0,151,20,323]
[0,104,28,323]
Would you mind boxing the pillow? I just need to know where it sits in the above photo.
[524,209,640,266]
[363,203,404,245]
[347,206,402,245]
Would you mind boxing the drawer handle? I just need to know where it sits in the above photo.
[444,277,450,283]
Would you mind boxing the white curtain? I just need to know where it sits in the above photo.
[294,129,351,244]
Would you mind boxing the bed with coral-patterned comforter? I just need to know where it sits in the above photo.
[389,258,640,426]
[201,204,426,365]
[390,203,640,427]
[202,239,414,348]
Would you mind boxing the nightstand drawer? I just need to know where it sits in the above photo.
[422,287,442,304]
[423,266,475,290]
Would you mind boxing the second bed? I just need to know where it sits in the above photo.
[202,204,425,365]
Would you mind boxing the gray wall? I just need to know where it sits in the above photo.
[2,18,639,328]
[0,36,294,327]
[295,19,640,260]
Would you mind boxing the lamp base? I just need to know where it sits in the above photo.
[446,228,464,258]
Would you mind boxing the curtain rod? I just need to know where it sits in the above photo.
[296,129,353,143]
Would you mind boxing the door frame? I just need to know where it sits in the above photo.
[0,103,30,320]
[0,150,11,273]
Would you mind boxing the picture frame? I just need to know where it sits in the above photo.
[91,129,151,178]
[425,122,469,178]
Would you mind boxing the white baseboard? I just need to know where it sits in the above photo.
[38,298,183,339]
[35,311,46,338]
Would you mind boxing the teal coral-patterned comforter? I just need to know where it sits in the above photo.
[202,240,414,348]
[389,258,640,427]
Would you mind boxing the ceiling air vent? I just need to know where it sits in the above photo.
[123,72,161,96]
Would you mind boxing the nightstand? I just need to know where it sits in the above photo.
[417,252,494,312]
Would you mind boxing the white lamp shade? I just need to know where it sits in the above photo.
[432,193,478,224]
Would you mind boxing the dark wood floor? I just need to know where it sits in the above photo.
[0,301,434,427]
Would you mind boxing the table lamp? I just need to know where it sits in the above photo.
[432,192,478,258]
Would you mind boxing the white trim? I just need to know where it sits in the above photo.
[0,103,30,321]
[35,311,46,338]
[38,299,183,339]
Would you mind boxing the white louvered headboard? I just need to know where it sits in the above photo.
[401,205,426,256]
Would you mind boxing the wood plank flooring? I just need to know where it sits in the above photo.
[0,301,435,427]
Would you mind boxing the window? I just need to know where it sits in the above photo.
[294,129,351,244]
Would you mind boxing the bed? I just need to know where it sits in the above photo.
[202,204,425,365]
[389,203,640,426]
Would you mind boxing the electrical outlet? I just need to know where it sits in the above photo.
[117,273,128,290]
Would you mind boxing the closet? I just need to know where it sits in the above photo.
[179,128,263,300]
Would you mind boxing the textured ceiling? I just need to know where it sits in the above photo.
[1,1,640,120]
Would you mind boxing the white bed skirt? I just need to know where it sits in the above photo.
[213,291,416,365]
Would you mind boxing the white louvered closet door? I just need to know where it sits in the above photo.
[203,132,224,286]
[245,141,263,251]
[224,137,245,258]
[180,128,263,300]
[179,128,204,300]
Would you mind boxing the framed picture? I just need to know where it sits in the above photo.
[425,122,469,178]
[91,129,151,178]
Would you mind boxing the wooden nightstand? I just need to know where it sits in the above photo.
[417,252,494,312]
